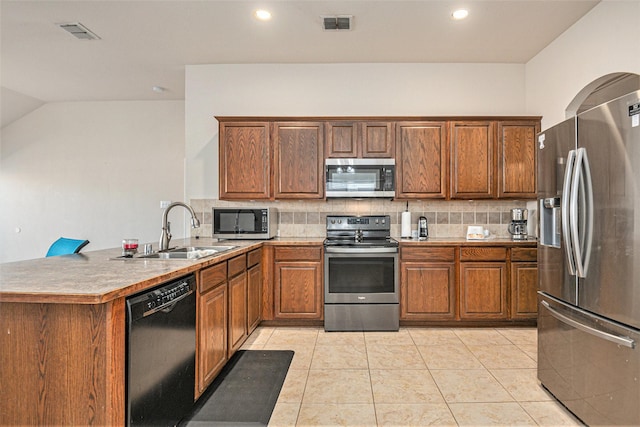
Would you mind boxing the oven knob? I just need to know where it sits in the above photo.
[330,219,335,224]
[381,219,386,224]
[338,219,342,224]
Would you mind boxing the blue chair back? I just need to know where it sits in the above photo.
[46,238,90,257]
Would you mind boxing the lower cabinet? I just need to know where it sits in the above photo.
[196,262,228,398]
[459,261,508,319]
[247,248,263,334]
[273,245,323,320]
[399,243,537,324]
[459,247,508,320]
[228,253,248,358]
[400,247,456,320]
[196,248,264,399]
[510,247,538,319]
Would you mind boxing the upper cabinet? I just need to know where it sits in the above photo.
[395,121,447,199]
[450,121,495,199]
[449,119,540,200]
[217,117,540,201]
[326,121,394,158]
[497,121,540,199]
[219,121,271,200]
[274,122,324,199]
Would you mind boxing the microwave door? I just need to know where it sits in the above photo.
[325,159,394,197]
[218,210,257,234]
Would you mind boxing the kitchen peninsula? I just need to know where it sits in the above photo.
[0,238,266,426]
[0,236,534,425]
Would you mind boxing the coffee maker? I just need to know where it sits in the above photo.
[418,216,428,240]
[508,208,528,240]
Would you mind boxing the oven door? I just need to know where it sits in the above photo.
[324,247,398,304]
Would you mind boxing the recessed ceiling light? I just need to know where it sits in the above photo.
[452,9,469,20]
[255,9,272,21]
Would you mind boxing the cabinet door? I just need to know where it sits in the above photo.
[459,262,507,319]
[326,121,357,158]
[274,261,323,320]
[197,282,227,397]
[274,122,324,199]
[450,121,495,199]
[511,262,538,319]
[497,121,540,199]
[247,263,262,334]
[361,122,394,158]
[401,262,456,320]
[396,121,447,199]
[228,271,247,357]
[219,122,271,199]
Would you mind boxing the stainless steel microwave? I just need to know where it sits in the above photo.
[325,158,395,198]
[213,207,278,240]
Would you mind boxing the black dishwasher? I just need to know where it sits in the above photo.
[126,274,196,427]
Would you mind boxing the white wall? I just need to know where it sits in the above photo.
[0,101,185,262]
[185,63,528,200]
[526,1,640,129]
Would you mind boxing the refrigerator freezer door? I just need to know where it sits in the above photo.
[577,90,640,329]
[537,117,578,304]
[538,293,640,426]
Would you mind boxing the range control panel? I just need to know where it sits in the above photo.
[326,215,390,232]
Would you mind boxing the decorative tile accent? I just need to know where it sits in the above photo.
[436,212,450,224]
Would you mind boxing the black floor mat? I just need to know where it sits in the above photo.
[181,350,294,427]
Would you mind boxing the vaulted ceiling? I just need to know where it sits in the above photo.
[1,1,600,126]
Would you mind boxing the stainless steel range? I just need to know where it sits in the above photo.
[324,215,399,332]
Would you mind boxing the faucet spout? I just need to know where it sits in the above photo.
[159,202,200,251]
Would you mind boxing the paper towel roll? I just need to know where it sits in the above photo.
[401,211,412,238]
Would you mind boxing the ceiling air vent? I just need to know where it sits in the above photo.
[57,22,101,40]
[322,15,353,31]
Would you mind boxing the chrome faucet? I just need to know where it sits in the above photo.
[159,202,200,251]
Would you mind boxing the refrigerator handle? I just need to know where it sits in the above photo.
[580,149,594,277]
[570,148,594,278]
[541,301,635,348]
[562,149,577,275]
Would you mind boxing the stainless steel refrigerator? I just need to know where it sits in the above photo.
[537,90,640,426]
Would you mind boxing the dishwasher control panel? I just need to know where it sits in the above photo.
[127,274,196,321]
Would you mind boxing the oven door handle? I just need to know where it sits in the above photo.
[325,246,398,254]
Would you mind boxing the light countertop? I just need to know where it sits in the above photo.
[0,236,534,304]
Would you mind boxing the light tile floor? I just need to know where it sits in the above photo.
[240,326,584,427]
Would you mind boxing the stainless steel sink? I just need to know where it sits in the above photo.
[115,245,237,260]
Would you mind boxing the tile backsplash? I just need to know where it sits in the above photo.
[190,199,534,239]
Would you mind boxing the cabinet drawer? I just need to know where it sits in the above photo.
[275,246,322,261]
[228,254,247,278]
[460,247,507,261]
[200,262,227,293]
[247,248,262,268]
[401,246,455,262]
[511,247,537,262]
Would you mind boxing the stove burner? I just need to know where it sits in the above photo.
[324,214,396,248]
